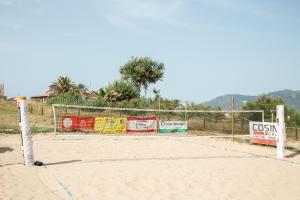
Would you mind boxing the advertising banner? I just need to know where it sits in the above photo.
[159,121,188,133]
[249,121,278,146]
[94,117,127,134]
[62,116,78,130]
[77,116,95,131]
[127,117,157,133]
[62,116,95,131]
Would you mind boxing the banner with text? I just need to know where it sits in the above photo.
[62,116,95,131]
[94,117,127,134]
[249,121,278,146]
[62,116,78,131]
[127,117,157,133]
[159,121,188,133]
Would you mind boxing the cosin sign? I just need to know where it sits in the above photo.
[249,121,278,146]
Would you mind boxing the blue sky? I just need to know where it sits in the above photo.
[0,0,299,102]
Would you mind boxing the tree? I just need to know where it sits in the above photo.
[77,83,88,94]
[48,76,78,96]
[243,95,284,121]
[243,95,300,127]
[93,80,139,103]
[241,95,300,127]
[120,57,165,97]
[287,109,300,127]
[153,88,160,102]
[77,83,90,99]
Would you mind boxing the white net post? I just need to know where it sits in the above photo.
[276,105,285,159]
[17,96,35,166]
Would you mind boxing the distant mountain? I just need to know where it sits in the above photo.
[202,90,300,111]
[268,90,300,111]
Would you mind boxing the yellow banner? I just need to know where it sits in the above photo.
[94,117,127,134]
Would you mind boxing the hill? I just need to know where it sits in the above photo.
[202,89,300,111]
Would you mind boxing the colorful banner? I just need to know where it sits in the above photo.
[62,116,95,131]
[94,117,127,134]
[78,116,95,131]
[127,117,157,133]
[62,116,78,130]
[159,121,188,133]
[249,121,278,146]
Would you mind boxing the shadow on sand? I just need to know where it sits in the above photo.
[285,151,300,158]
[0,147,14,153]
[44,160,82,166]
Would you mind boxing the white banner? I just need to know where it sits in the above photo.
[249,121,278,145]
[127,117,157,133]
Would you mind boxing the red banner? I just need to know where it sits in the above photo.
[78,116,95,131]
[62,116,95,131]
[62,116,78,130]
[250,138,276,146]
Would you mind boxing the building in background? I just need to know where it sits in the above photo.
[30,92,52,103]
[0,82,6,99]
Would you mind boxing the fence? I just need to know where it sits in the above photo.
[286,127,299,141]
[0,100,53,134]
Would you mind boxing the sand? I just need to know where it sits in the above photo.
[1,133,300,200]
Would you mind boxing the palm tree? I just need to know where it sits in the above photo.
[92,80,138,103]
[48,76,78,96]
[92,88,120,102]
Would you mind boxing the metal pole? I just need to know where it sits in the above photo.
[185,101,187,121]
[271,111,273,122]
[52,105,57,137]
[158,95,161,119]
[232,96,235,138]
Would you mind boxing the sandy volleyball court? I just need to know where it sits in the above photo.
[1,134,300,200]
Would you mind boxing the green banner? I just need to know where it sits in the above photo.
[158,121,188,133]
[159,128,188,133]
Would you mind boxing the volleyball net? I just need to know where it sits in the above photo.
[52,104,264,136]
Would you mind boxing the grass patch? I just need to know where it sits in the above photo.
[0,100,53,134]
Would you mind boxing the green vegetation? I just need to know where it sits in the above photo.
[94,80,139,103]
[204,90,300,111]
[47,57,166,107]
[47,91,83,105]
[48,76,79,96]
[44,57,299,135]
[0,100,53,134]
[243,95,300,127]
[1,56,299,139]
[120,56,165,97]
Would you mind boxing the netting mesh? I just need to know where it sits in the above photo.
[52,104,264,136]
